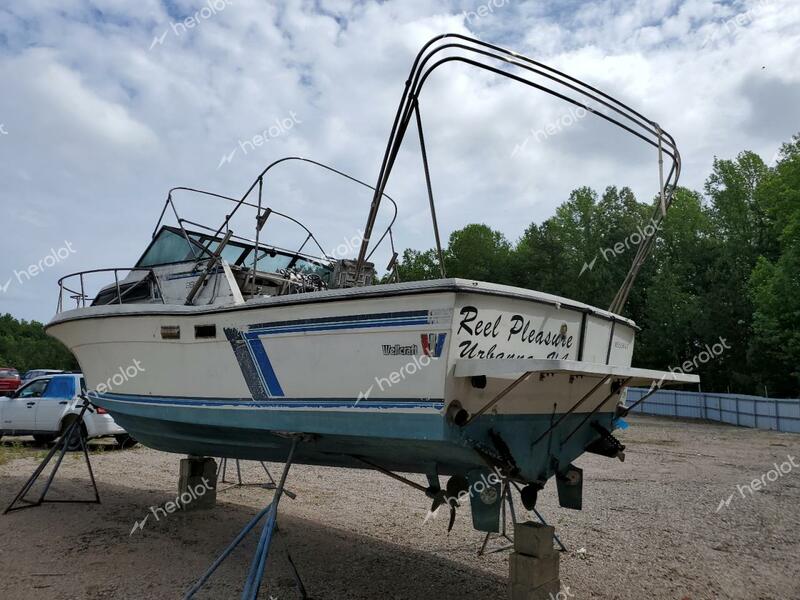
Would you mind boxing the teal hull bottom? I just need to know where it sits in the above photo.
[94,392,621,531]
[94,393,616,484]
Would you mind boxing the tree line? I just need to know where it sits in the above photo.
[394,134,800,398]
[0,313,79,374]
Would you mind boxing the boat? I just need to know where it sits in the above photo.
[46,34,697,532]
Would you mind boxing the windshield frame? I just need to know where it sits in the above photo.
[136,225,334,281]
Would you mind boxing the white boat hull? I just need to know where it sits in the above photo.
[48,279,697,529]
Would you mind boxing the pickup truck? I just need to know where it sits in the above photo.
[0,373,134,449]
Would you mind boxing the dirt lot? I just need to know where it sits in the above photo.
[1,415,798,600]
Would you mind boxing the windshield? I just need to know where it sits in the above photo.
[245,248,332,282]
[137,228,199,267]
[0,369,18,377]
[188,233,250,264]
[138,227,333,282]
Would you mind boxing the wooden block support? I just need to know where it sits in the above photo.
[514,521,556,558]
[510,579,561,600]
[178,456,217,510]
[509,552,559,588]
[509,521,562,600]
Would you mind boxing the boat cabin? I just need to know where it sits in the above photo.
[62,224,376,311]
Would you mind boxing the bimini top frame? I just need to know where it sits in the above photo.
[354,33,681,315]
[150,157,402,301]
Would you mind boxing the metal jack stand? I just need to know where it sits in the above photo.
[219,457,297,500]
[218,458,297,500]
[186,438,306,600]
[4,399,100,514]
[477,481,567,555]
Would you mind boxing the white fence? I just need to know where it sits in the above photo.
[624,388,800,433]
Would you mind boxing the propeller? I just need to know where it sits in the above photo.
[520,483,543,510]
[425,475,469,532]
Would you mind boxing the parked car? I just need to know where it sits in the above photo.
[0,368,21,395]
[21,369,65,383]
[0,373,135,449]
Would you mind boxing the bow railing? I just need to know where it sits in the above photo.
[56,268,165,313]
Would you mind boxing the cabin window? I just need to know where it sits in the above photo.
[194,324,217,339]
[161,325,180,339]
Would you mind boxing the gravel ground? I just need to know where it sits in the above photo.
[1,415,798,600]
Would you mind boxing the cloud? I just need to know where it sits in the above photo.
[0,0,798,321]
[17,49,158,149]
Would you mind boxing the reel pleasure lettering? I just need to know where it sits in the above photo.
[457,306,574,359]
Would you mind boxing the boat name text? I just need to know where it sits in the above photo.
[457,306,574,359]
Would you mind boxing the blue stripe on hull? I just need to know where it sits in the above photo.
[226,309,436,399]
[247,310,430,333]
[243,332,285,397]
[96,393,445,411]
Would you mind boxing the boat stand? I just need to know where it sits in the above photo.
[186,438,306,600]
[218,457,298,500]
[3,400,100,514]
[477,480,517,555]
[477,480,567,555]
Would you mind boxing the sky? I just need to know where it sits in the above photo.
[0,0,798,323]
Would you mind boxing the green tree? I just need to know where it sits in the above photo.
[444,224,512,283]
[511,186,597,300]
[394,248,439,282]
[634,188,719,383]
[0,313,79,374]
[700,151,771,392]
[394,224,512,283]
[748,136,800,396]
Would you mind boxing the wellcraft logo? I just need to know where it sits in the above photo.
[380,334,446,357]
[421,333,446,357]
[382,344,418,356]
